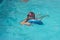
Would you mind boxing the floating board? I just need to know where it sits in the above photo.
[28,19,43,25]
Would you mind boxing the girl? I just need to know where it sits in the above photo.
[21,12,49,26]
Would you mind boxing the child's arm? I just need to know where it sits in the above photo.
[21,18,31,26]
[21,19,27,24]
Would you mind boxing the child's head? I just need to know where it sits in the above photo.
[27,12,35,17]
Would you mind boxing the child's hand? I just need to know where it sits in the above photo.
[21,21,26,24]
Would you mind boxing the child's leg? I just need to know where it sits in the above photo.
[38,15,49,20]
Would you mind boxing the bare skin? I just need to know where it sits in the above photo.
[21,19,31,26]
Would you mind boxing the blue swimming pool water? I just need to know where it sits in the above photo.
[0,0,60,40]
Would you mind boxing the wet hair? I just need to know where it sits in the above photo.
[27,12,35,16]
[29,12,34,14]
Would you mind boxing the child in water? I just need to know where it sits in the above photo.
[21,12,49,26]
[25,12,35,22]
[21,12,35,26]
